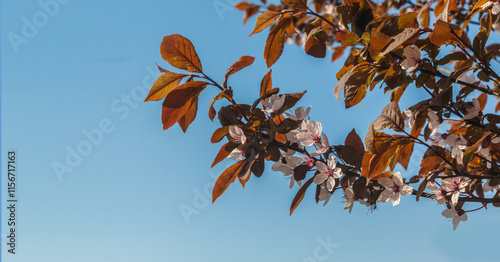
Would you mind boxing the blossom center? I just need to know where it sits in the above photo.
[312,133,321,143]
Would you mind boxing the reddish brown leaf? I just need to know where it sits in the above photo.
[305,30,327,58]
[477,93,487,111]
[345,129,365,155]
[418,155,442,178]
[209,89,233,121]
[334,64,358,101]
[161,80,206,131]
[283,0,308,10]
[397,142,414,170]
[225,56,255,79]
[428,20,462,47]
[264,13,293,68]
[250,11,282,36]
[331,46,346,63]
[379,28,419,57]
[234,2,253,10]
[212,142,239,168]
[178,96,198,133]
[211,126,230,143]
[212,160,246,203]
[260,70,273,98]
[160,34,203,73]
[145,72,186,101]
[369,28,392,61]
[243,5,260,24]
[290,177,314,216]
[372,101,404,131]
[162,96,195,131]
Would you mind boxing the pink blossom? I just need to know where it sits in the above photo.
[401,46,421,73]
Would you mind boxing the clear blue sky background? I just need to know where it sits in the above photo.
[2,0,500,261]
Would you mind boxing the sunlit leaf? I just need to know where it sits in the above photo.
[161,81,207,130]
[372,101,404,131]
[250,11,282,36]
[160,34,203,73]
[178,96,198,133]
[264,13,293,68]
[145,72,187,102]
[212,160,246,203]
[428,20,461,47]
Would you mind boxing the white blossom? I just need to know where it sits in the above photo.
[261,94,285,114]
[296,120,323,146]
[377,172,413,206]
[427,109,442,136]
[314,156,343,191]
[442,206,468,231]
[285,106,311,121]
[344,187,368,213]
[482,1,500,15]
[404,108,415,129]
[229,126,246,144]
[462,98,482,120]
[441,177,469,206]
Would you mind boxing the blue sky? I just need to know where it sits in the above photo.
[2,0,500,261]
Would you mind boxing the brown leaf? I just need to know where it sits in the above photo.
[235,2,254,10]
[264,13,293,68]
[290,177,314,216]
[246,6,261,24]
[345,128,365,155]
[209,89,233,121]
[344,66,375,108]
[283,0,308,10]
[163,81,208,109]
[293,164,310,182]
[428,20,462,47]
[334,63,359,101]
[211,126,230,143]
[369,28,392,61]
[250,11,282,36]
[477,93,487,111]
[260,70,273,98]
[161,81,207,131]
[212,160,246,203]
[145,72,186,101]
[372,101,404,131]
[331,46,346,63]
[251,154,265,177]
[379,28,419,57]
[161,34,203,73]
[211,142,240,168]
[162,97,195,131]
[305,29,327,58]
[225,56,255,79]
[281,90,307,112]
[178,96,198,133]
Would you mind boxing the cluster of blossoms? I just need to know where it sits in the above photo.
[227,95,425,214]
[226,94,491,230]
